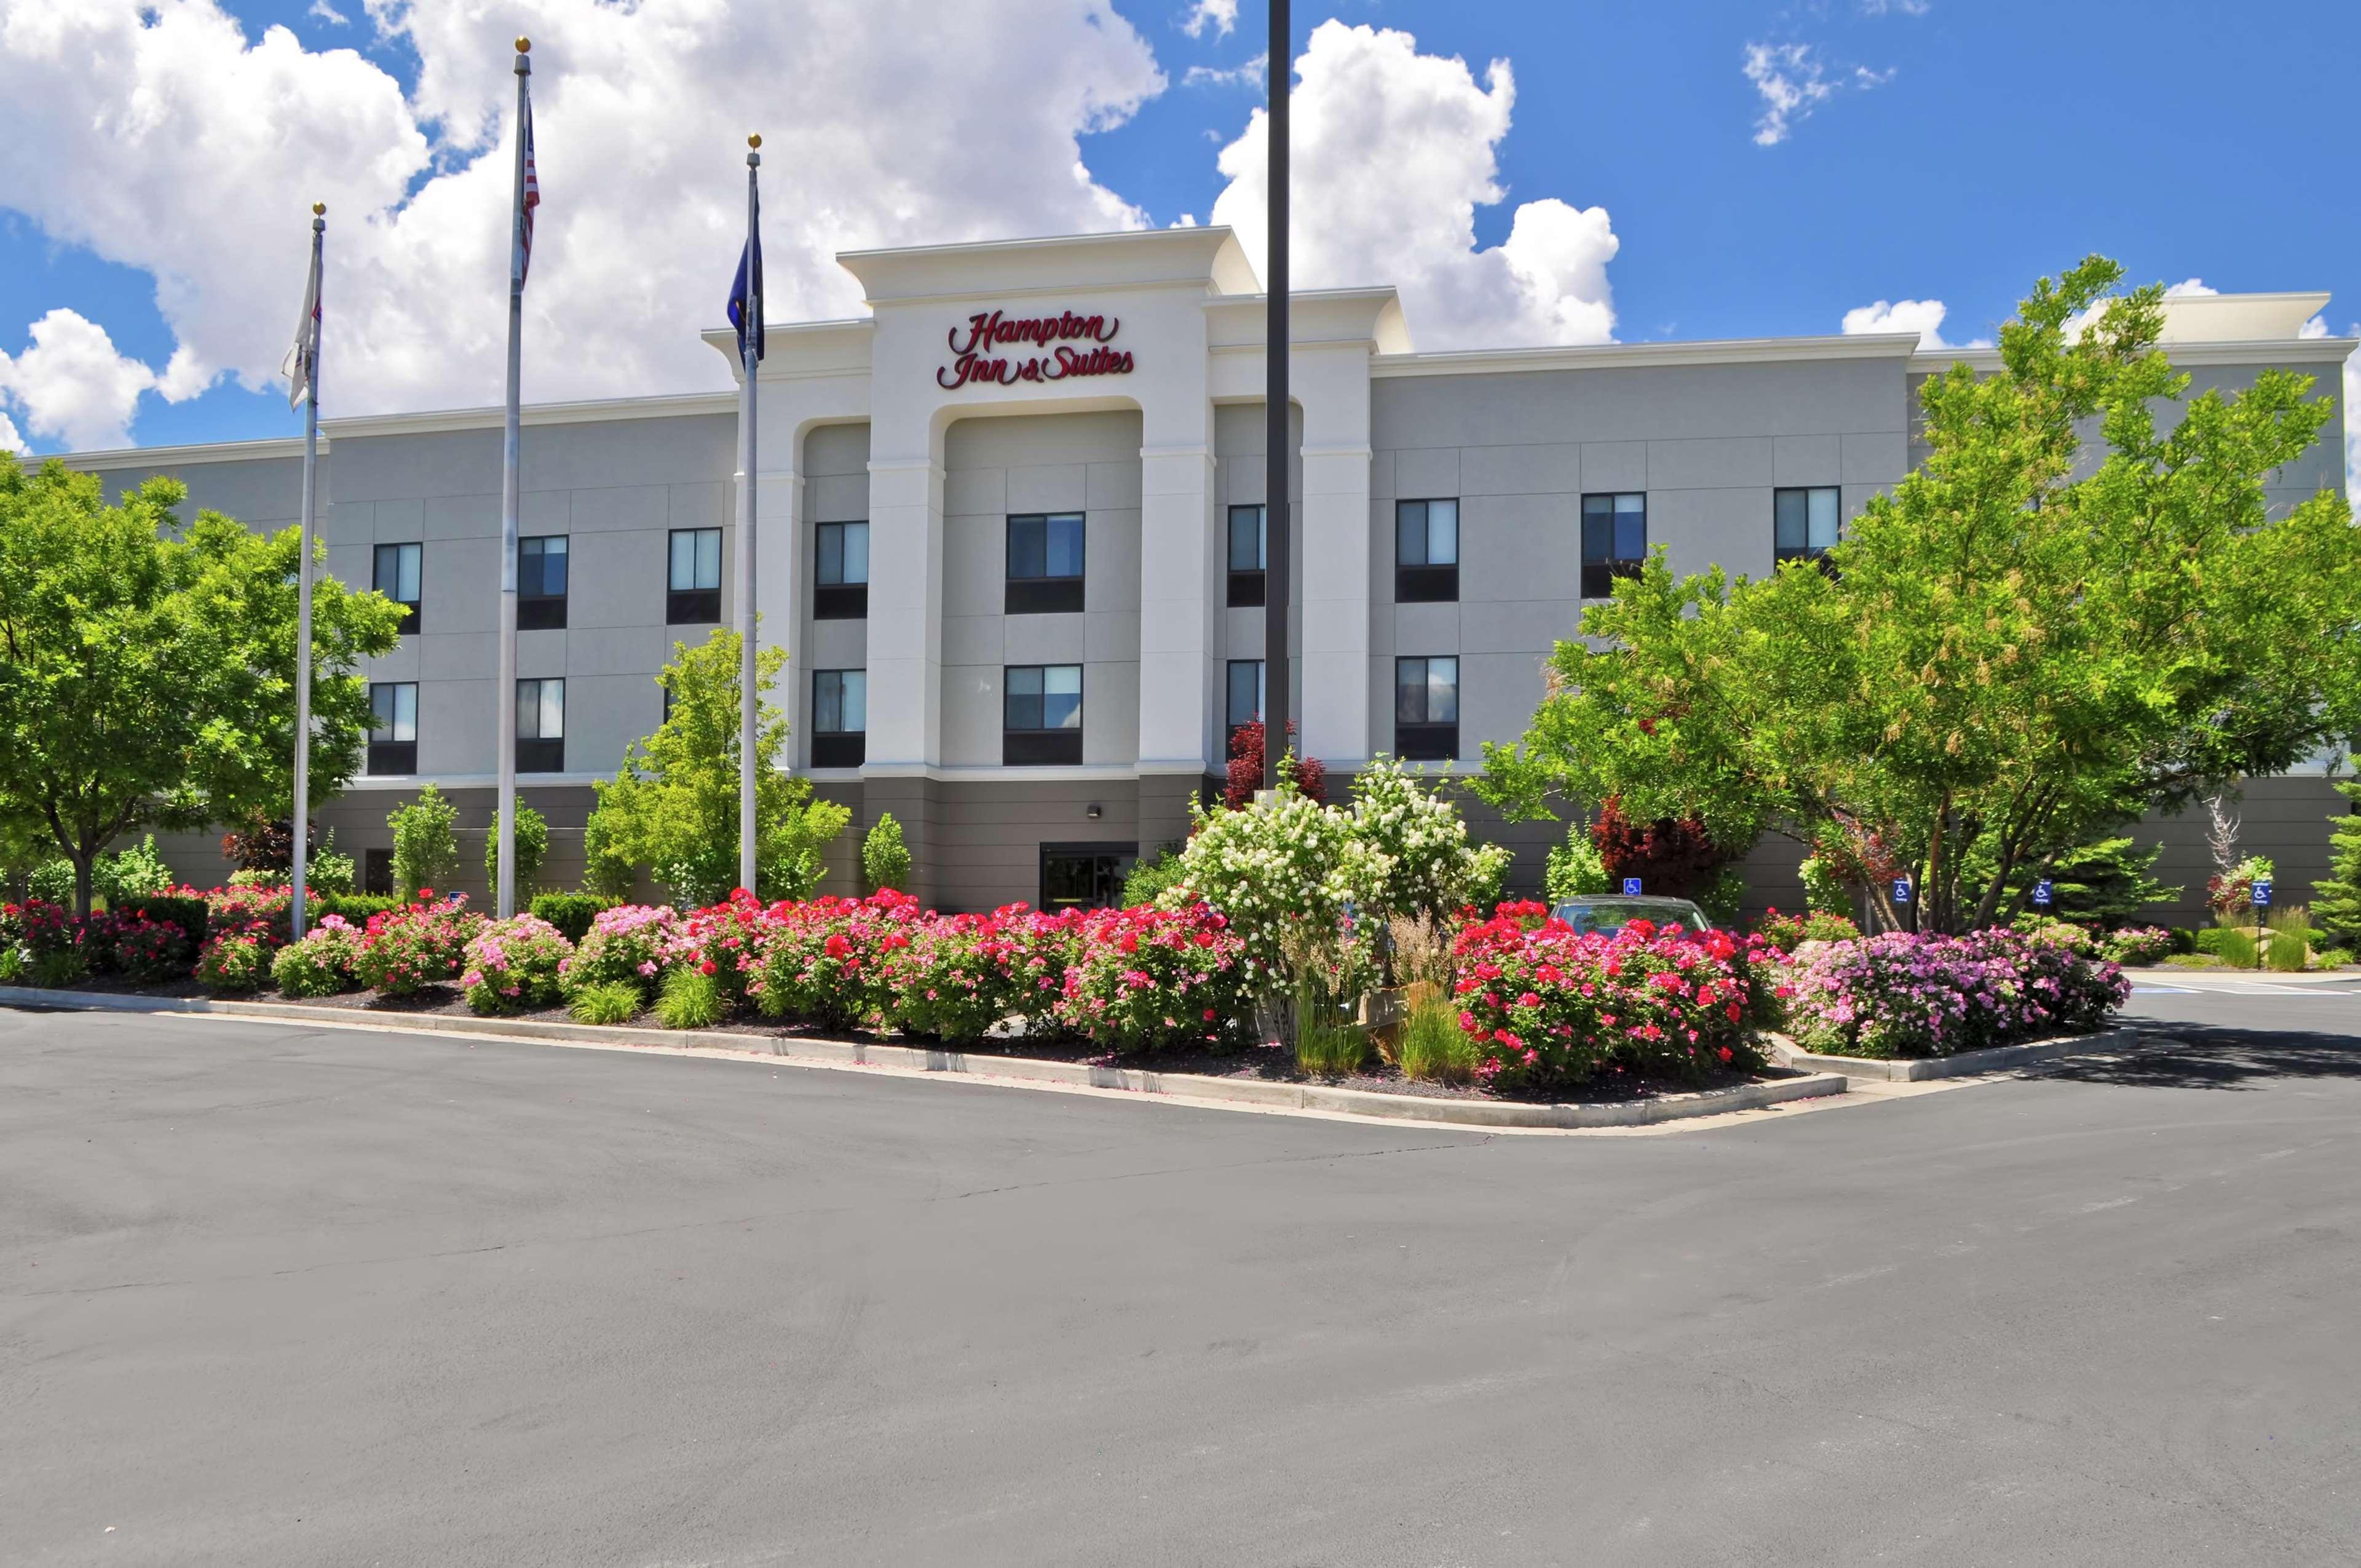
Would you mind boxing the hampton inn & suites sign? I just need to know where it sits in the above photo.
[937,309,1135,390]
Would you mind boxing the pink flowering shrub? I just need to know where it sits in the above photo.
[2103,925,2173,967]
[749,891,922,1029]
[1781,925,2127,1059]
[354,892,483,997]
[195,930,271,992]
[205,884,293,949]
[560,903,695,999]
[101,914,194,983]
[1449,901,1776,1092]
[271,916,365,998]
[462,914,574,1015]
[1054,902,1253,1054]
[890,904,1085,1043]
[679,891,774,1012]
[4,898,89,984]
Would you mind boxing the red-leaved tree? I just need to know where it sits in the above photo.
[1222,721,1327,810]
[1590,797,1728,898]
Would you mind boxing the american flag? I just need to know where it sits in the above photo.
[515,87,540,286]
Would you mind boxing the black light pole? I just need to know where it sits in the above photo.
[1261,0,1290,792]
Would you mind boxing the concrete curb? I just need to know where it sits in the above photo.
[1770,1026,2143,1082]
[0,986,1847,1132]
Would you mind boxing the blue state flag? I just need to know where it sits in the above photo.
[727,189,764,364]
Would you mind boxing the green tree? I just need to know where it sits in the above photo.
[1991,835,2178,929]
[1479,258,2361,933]
[861,812,911,893]
[0,459,401,913]
[485,797,550,897]
[585,628,848,908]
[388,783,460,900]
[2314,764,2361,949]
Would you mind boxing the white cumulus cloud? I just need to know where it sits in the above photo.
[1185,52,1267,89]
[307,1,349,23]
[2164,277,2220,298]
[0,410,22,454]
[1208,20,1618,349]
[0,309,199,451]
[1840,297,1967,350]
[1180,0,1240,40]
[0,0,1169,440]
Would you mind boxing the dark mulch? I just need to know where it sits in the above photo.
[31,976,1778,1107]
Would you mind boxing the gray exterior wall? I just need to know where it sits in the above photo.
[798,421,871,770]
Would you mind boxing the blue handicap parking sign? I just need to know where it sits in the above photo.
[1892,878,1913,904]
[2033,879,2054,906]
[2252,879,2273,908]
[1621,877,1643,896]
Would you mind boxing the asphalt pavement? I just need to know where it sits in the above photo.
[4,988,2359,1567]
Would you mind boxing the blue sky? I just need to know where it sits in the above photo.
[1,0,2355,456]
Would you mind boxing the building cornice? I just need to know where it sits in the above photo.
[1910,336,2359,373]
[322,388,738,440]
[1373,333,1923,378]
[60,435,314,469]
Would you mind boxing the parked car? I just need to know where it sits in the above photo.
[1548,894,1719,937]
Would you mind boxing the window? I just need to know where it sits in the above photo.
[1227,505,1267,607]
[1774,486,1841,568]
[516,678,564,773]
[667,527,722,624]
[518,534,568,630]
[812,669,866,769]
[363,847,394,897]
[815,521,869,620]
[1395,498,1459,603]
[1581,493,1647,599]
[373,542,422,633]
[1040,844,1137,911]
[367,682,417,775]
[1004,663,1083,766]
[1005,512,1085,616]
[1226,659,1264,739]
[1394,655,1459,762]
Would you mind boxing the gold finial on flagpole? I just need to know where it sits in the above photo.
[312,202,326,216]
[515,35,531,52]
[748,134,761,149]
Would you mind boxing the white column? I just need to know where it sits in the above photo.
[863,454,943,768]
[1295,342,1375,765]
[1137,441,1219,774]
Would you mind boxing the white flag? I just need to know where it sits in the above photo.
[282,249,320,411]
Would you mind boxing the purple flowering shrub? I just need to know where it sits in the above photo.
[462,915,574,1015]
[1782,925,2128,1058]
[560,903,694,1000]
[353,893,483,997]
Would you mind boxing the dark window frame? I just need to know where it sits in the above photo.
[1394,497,1460,603]
[815,520,869,620]
[1226,504,1267,607]
[1005,512,1086,616]
[517,533,568,630]
[1773,485,1842,571]
[1581,492,1647,600]
[667,526,723,625]
[1038,842,1139,911]
[1003,663,1084,766]
[1225,658,1264,737]
[366,681,417,775]
[1393,655,1460,762]
[516,677,565,774]
[363,847,394,897]
[812,668,867,769]
[373,541,422,633]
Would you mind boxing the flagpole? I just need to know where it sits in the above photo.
[1262,0,1290,792]
[496,36,531,920]
[737,135,761,897]
[291,202,325,942]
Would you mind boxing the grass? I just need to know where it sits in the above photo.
[1292,989,1370,1079]
[2264,906,2313,972]
[1396,996,1478,1085]
[567,980,644,1025]
[654,967,724,1030]
[2209,928,2261,968]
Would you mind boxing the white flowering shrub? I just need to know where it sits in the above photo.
[1177,782,1378,984]
[1349,758,1511,923]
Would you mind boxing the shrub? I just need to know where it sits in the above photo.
[1347,757,1512,926]
[1055,903,1253,1054]
[748,891,922,1029]
[1397,995,1477,1085]
[114,892,208,952]
[1755,906,1861,949]
[1121,844,1187,909]
[2264,906,2312,972]
[1781,926,2127,1059]
[2316,767,2361,949]
[312,893,400,925]
[885,904,1084,1043]
[529,892,612,944]
[2206,855,2274,925]
[195,930,270,993]
[1178,782,1371,988]
[1294,1004,1368,1078]
[353,893,481,996]
[461,914,572,1014]
[561,903,695,999]
[94,834,174,905]
[1223,719,1326,810]
[272,916,365,998]
[484,798,549,898]
[95,914,191,983]
[2203,927,2260,967]
[26,860,74,906]
[1450,905,1773,1091]
[1589,798,1738,905]
[6,898,88,984]
[655,966,725,1029]
[2103,925,2174,966]
[568,980,644,1025]
[861,813,912,893]
[304,831,358,897]
[1798,855,1853,917]
[205,884,293,949]
[1544,825,1612,902]
[388,784,461,901]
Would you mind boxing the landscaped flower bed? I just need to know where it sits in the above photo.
[1777,924,2129,1059]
